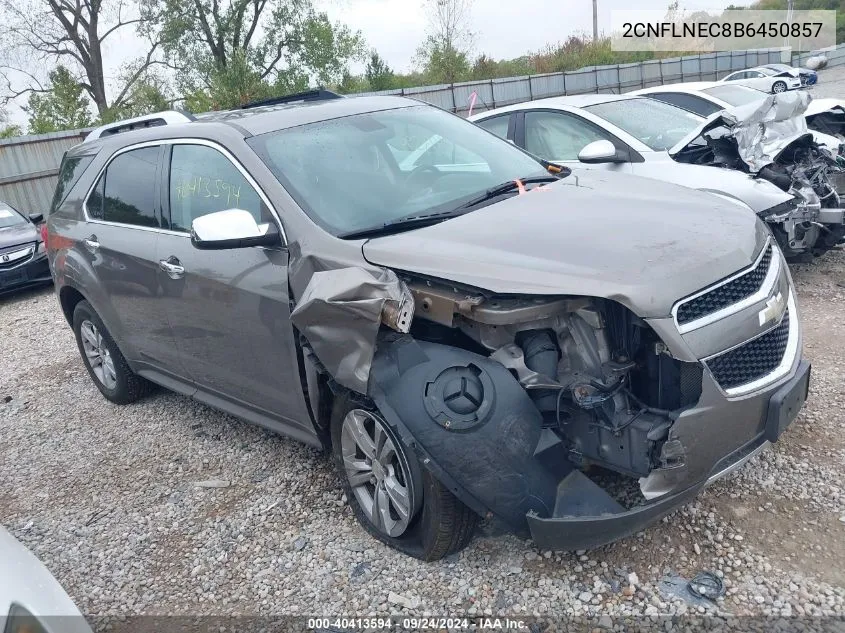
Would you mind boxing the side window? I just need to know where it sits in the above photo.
[476,115,510,140]
[88,146,160,227]
[50,154,94,216]
[167,144,270,233]
[524,111,612,161]
[649,92,723,117]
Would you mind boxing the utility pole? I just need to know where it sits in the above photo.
[592,0,598,40]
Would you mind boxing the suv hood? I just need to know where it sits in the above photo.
[363,170,767,318]
[670,90,815,173]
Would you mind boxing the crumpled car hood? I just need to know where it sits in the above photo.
[670,90,815,173]
[363,170,767,318]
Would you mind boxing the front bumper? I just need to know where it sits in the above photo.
[0,251,51,295]
[526,360,810,551]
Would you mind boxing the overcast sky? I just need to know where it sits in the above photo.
[326,0,743,72]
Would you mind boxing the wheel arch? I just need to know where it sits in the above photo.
[59,284,87,325]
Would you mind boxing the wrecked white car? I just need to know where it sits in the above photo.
[671,91,845,256]
[49,93,810,560]
[471,93,844,258]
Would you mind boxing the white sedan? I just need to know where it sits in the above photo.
[468,94,829,256]
[720,67,802,93]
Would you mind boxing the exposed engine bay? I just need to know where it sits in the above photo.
[672,92,845,256]
[403,279,698,483]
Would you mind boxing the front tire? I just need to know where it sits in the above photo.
[72,300,151,405]
[330,395,478,560]
[772,80,787,93]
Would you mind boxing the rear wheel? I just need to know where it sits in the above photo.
[330,395,478,560]
[772,80,787,93]
[72,300,151,404]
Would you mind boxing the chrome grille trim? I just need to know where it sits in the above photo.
[703,290,800,397]
[673,239,778,334]
[0,243,36,270]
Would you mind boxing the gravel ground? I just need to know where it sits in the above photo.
[2,69,845,621]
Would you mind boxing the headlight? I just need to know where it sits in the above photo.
[3,605,49,633]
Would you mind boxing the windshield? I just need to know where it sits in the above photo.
[702,84,767,107]
[248,105,548,236]
[0,204,26,229]
[583,98,703,151]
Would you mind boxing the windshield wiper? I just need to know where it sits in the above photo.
[338,175,561,240]
[452,175,560,212]
[339,209,473,240]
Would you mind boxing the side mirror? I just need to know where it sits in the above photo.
[191,209,281,250]
[578,140,626,164]
[28,213,44,224]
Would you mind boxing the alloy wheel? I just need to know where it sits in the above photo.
[773,82,786,93]
[80,320,118,390]
[340,409,414,537]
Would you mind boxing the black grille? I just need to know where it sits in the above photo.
[677,246,772,325]
[0,243,35,270]
[707,309,790,389]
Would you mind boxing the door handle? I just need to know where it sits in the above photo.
[158,257,185,280]
[83,235,99,253]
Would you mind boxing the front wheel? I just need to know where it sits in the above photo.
[772,80,787,93]
[330,395,478,560]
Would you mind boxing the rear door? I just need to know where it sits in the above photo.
[83,145,181,371]
[515,109,633,173]
[155,141,313,435]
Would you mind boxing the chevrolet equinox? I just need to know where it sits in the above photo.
[46,90,810,560]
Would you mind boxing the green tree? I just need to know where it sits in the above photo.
[0,124,22,138]
[416,0,475,83]
[105,72,172,121]
[0,107,21,138]
[0,0,163,118]
[145,0,365,109]
[365,50,395,91]
[25,66,92,134]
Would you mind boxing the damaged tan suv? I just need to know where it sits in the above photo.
[47,90,810,560]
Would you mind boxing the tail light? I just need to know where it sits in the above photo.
[40,222,48,248]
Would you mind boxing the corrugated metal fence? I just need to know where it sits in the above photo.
[362,45,845,115]
[2,44,845,214]
[0,129,89,215]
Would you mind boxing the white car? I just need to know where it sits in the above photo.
[469,94,831,256]
[720,66,802,93]
[0,526,92,633]
[630,81,842,154]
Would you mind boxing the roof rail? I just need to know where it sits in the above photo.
[84,110,196,143]
[241,89,343,110]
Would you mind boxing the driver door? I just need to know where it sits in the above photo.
[155,141,314,436]
[516,110,632,173]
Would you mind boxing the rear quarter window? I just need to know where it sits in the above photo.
[49,154,94,216]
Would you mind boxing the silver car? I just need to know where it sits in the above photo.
[470,94,837,257]
[47,92,810,559]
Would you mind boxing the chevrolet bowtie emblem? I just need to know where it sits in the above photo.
[758,292,785,327]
